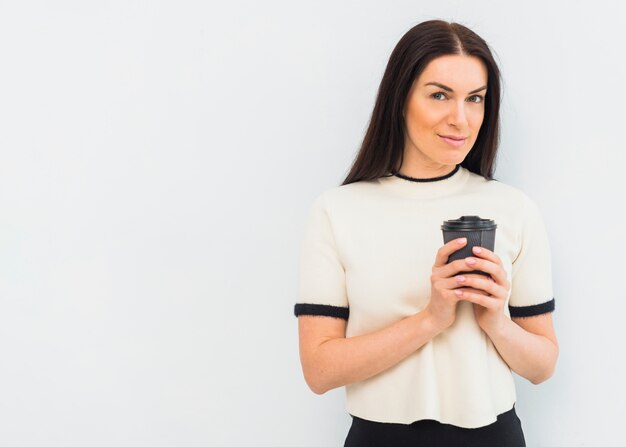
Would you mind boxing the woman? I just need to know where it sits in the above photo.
[294,20,558,446]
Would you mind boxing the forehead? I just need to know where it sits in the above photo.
[417,54,488,90]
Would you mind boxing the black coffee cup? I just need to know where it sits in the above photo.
[441,216,497,277]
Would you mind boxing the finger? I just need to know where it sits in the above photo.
[440,274,483,294]
[468,247,509,287]
[434,237,467,267]
[470,246,502,266]
[454,289,498,308]
[453,274,506,298]
[437,258,482,279]
[462,256,508,288]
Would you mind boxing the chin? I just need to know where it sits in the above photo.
[449,151,471,165]
[434,157,464,167]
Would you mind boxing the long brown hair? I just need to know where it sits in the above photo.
[341,20,502,185]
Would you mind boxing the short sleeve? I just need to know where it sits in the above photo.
[293,192,349,320]
[508,193,555,318]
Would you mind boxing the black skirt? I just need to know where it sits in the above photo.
[344,405,525,447]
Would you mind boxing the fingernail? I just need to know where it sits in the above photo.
[455,290,463,297]
[457,238,467,245]
[455,275,465,282]
[466,258,476,264]
[473,247,482,253]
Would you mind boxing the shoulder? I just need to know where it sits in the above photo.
[310,179,380,210]
[466,170,536,208]
[470,174,550,240]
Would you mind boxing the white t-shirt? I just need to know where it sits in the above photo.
[294,165,555,428]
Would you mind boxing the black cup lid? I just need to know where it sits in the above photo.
[441,215,497,231]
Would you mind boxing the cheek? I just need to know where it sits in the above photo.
[469,108,485,129]
[406,117,436,143]
[408,101,444,132]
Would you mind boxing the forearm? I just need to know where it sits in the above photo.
[309,311,442,394]
[484,316,558,384]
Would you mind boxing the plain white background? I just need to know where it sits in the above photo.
[0,1,624,446]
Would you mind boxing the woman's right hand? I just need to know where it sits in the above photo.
[424,237,481,331]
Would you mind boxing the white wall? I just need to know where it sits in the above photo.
[0,1,624,446]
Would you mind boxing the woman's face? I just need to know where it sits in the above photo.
[402,54,488,169]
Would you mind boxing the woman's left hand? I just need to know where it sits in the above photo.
[453,246,511,334]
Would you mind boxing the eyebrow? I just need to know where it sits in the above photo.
[424,82,487,94]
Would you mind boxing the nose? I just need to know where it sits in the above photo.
[447,100,469,128]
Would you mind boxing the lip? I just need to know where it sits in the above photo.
[439,134,467,140]
[438,134,467,147]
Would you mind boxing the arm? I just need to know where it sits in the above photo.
[454,247,559,384]
[297,237,475,394]
[481,313,558,384]
[297,311,442,395]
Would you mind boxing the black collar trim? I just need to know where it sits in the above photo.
[391,164,460,183]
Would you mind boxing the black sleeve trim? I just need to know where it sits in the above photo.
[509,298,555,318]
[294,303,349,320]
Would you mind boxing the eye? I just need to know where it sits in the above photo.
[431,92,447,101]
[468,95,484,103]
